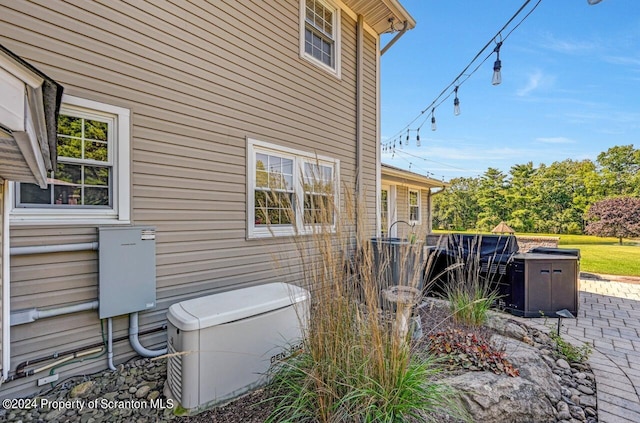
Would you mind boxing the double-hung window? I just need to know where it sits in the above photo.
[303,161,334,224]
[12,95,130,224]
[254,152,295,226]
[409,189,421,224]
[248,138,339,238]
[301,0,341,77]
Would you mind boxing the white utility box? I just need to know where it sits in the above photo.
[165,282,309,414]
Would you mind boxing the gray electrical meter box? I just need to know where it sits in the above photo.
[98,226,157,319]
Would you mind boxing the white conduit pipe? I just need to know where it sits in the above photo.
[129,312,166,358]
[11,301,100,326]
[10,242,98,256]
[36,301,99,321]
[107,318,116,371]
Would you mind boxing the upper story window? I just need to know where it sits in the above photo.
[409,189,421,224]
[248,138,339,239]
[12,95,130,224]
[300,0,341,77]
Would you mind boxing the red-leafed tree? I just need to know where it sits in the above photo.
[585,197,640,245]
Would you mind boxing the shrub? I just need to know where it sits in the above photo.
[262,180,464,423]
[427,328,519,377]
[440,235,507,326]
[548,330,592,363]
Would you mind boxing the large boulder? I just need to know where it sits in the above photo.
[443,335,562,423]
[491,334,562,404]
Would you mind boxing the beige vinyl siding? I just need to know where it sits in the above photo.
[383,184,433,238]
[361,30,379,233]
[0,0,377,396]
[397,185,410,231]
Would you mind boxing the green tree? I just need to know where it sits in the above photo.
[432,177,480,230]
[506,162,536,232]
[476,168,508,231]
[430,144,639,235]
[596,145,640,196]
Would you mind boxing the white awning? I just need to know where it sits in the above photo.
[0,44,62,188]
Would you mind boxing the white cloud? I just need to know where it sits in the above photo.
[516,70,555,96]
[604,55,640,68]
[535,137,576,144]
[539,33,600,54]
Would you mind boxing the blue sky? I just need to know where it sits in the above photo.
[380,0,640,182]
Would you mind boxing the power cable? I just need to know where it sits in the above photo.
[382,0,544,149]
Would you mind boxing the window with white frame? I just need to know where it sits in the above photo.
[303,161,334,224]
[248,138,338,238]
[301,0,341,76]
[12,95,130,224]
[409,189,421,223]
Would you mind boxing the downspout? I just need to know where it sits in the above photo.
[2,181,11,382]
[356,14,364,240]
[375,30,381,237]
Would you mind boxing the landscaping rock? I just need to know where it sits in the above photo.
[70,380,94,398]
[445,371,557,423]
[491,334,562,404]
[485,313,528,341]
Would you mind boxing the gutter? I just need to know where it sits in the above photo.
[430,186,447,196]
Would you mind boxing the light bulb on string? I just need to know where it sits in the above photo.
[453,86,461,116]
[492,41,502,86]
[431,108,437,131]
[406,129,410,147]
[416,128,421,147]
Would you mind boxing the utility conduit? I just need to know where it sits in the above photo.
[129,312,167,358]
[10,301,99,326]
[10,242,99,256]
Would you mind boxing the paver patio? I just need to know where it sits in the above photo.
[514,276,640,423]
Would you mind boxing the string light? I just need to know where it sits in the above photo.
[430,108,437,131]
[406,129,410,147]
[381,0,543,151]
[492,41,503,86]
[416,128,421,147]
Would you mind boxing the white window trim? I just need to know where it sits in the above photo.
[299,0,342,78]
[10,95,131,225]
[247,138,339,239]
[408,188,421,225]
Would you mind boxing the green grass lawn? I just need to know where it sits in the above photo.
[433,230,640,277]
[558,236,640,277]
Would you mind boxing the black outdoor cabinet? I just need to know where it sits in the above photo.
[508,252,579,318]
